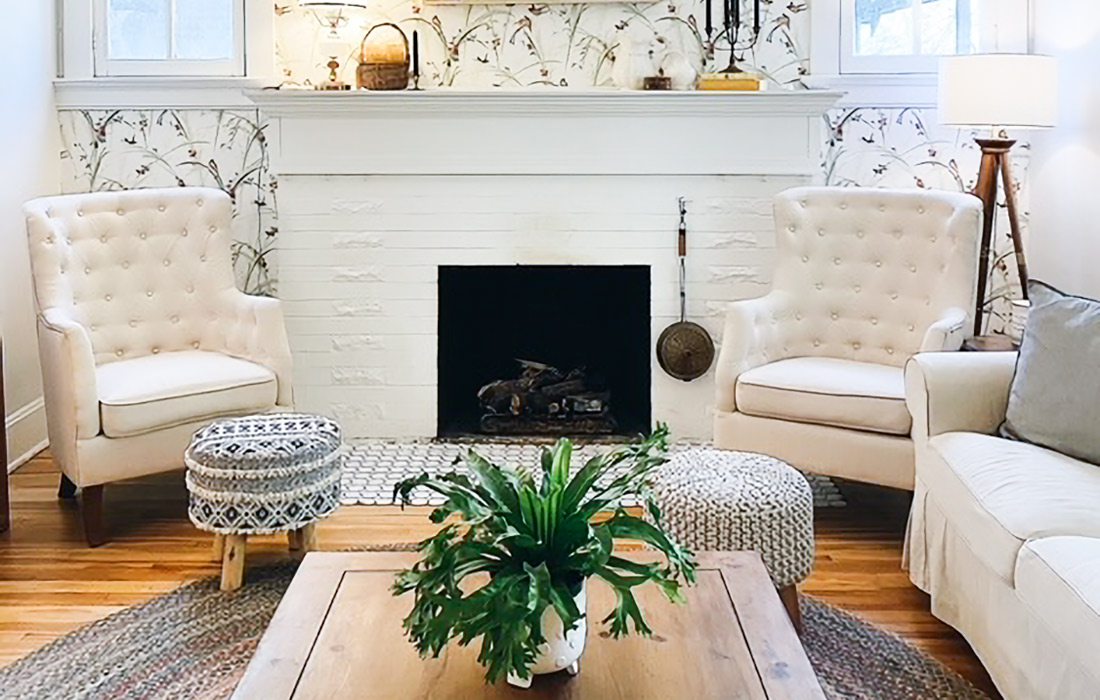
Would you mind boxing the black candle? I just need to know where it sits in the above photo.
[754,0,760,35]
[412,30,419,80]
[705,0,712,39]
[733,0,739,30]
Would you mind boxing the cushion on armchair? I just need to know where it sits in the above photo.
[1001,281,1100,465]
[96,350,277,438]
[736,357,910,435]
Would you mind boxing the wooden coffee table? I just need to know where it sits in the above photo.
[234,551,824,699]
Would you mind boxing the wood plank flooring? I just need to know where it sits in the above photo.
[0,450,998,697]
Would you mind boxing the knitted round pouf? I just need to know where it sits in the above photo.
[185,413,344,590]
[653,448,814,629]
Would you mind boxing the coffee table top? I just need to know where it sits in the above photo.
[234,551,824,700]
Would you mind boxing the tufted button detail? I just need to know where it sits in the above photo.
[84,267,91,274]
[788,225,796,233]
[89,324,96,331]
[121,261,129,269]
[833,257,841,266]
[875,260,882,267]
[171,315,180,324]
[117,208,125,216]
[817,228,825,237]
[854,285,862,293]
[45,236,55,244]
[801,256,809,263]
[152,347,160,354]
[116,350,124,357]
[856,230,865,239]
[158,205,166,212]
[209,225,217,233]
[815,282,824,290]
[918,206,926,214]
[908,324,916,332]
[163,259,171,267]
[200,255,207,262]
[795,313,803,321]
[197,199,204,207]
[181,229,189,237]
[77,210,85,217]
[853,342,861,350]
[139,232,147,240]
[909,265,918,273]
[192,341,200,349]
[887,347,895,355]
[104,294,112,302]
[99,235,108,243]
[129,321,137,328]
[891,293,899,300]
[186,285,195,294]
[831,312,839,320]
[878,204,886,212]
[871,317,878,325]
[839,203,848,210]
[813,340,821,347]
[146,291,154,298]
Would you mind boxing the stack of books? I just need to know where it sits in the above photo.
[697,72,766,91]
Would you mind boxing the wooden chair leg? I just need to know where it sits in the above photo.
[212,533,225,561]
[82,484,107,547]
[221,534,247,591]
[778,584,802,635]
[58,474,77,500]
[288,523,317,554]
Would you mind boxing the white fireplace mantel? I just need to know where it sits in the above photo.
[248,89,843,177]
[253,88,844,440]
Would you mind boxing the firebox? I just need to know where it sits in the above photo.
[437,265,651,438]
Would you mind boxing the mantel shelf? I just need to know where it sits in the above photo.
[245,88,845,118]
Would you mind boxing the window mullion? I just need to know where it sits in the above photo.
[912,0,923,56]
[167,0,177,60]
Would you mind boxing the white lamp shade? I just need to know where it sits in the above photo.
[939,54,1058,129]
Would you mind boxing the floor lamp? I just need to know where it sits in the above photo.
[939,54,1058,336]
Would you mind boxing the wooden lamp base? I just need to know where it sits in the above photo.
[973,137,1029,336]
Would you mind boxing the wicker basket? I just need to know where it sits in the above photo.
[357,23,410,91]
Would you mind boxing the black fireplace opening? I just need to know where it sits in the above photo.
[438,265,651,439]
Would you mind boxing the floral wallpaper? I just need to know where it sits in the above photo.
[823,107,1030,333]
[57,109,278,296]
[274,0,809,89]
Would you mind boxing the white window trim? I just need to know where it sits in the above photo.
[57,0,274,108]
[806,0,1033,108]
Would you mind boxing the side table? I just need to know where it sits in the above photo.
[962,335,1019,352]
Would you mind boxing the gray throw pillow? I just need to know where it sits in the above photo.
[1000,281,1100,464]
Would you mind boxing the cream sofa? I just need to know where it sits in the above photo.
[905,352,1100,699]
[714,187,981,491]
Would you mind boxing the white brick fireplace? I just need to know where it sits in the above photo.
[251,90,841,440]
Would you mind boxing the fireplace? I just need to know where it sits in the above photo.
[438,265,651,438]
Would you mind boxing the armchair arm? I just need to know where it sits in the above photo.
[714,292,792,412]
[37,309,100,474]
[216,291,294,407]
[919,307,969,352]
[905,351,1017,443]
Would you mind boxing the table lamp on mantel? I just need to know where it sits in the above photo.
[300,1,368,90]
[939,54,1058,336]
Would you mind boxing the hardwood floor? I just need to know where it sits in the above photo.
[0,450,999,697]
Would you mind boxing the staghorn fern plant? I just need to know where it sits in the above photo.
[391,425,696,685]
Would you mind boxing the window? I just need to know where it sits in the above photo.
[94,0,244,76]
[841,0,978,73]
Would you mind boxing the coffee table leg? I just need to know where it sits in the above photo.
[221,534,247,591]
[778,584,802,634]
[289,523,318,554]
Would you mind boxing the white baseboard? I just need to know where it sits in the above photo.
[5,396,49,474]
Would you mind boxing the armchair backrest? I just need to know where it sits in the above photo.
[24,188,238,366]
[772,187,981,367]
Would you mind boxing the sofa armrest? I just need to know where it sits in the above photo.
[37,309,100,480]
[905,351,1017,443]
[216,291,294,407]
[919,307,969,352]
[714,292,792,412]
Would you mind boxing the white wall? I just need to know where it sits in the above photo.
[1029,0,1100,298]
[1,3,57,468]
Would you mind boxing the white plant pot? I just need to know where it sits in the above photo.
[507,581,587,688]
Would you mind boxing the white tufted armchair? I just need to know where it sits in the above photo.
[24,188,292,545]
[713,187,981,491]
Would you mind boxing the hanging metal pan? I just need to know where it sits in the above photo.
[656,198,715,382]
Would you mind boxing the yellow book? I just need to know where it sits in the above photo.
[696,72,765,91]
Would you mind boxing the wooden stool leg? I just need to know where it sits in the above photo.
[288,523,317,554]
[58,474,78,500]
[212,533,225,561]
[778,584,802,635]
[221,534,247,591]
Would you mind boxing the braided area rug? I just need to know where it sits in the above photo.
[0,560,988,700]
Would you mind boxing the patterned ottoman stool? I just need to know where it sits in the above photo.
[652,448,814,630]
[185,413,344,591]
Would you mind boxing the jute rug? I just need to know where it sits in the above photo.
[0,557,987,700]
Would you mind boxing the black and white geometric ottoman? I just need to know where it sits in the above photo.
[185,413,344,590]
[652,448,815,630]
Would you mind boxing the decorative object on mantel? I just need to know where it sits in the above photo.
[657,197,715,381]
[357,22,411,90]
[698,0,765,91]
[299,1,367,90]
[939,53,1058,336]
[410,30,421,90]
[643,74,672,90]
[392,427,697,688]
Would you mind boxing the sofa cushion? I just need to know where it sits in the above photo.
[1016,537,1100,678]
[97,351,277,438]
[736,357,910,435]
[1001,281,1100,465]
[924,432,1100,584]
